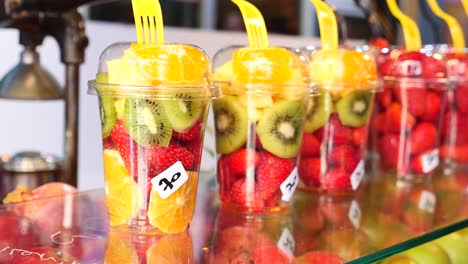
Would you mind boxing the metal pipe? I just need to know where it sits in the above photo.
[62,63,79,187]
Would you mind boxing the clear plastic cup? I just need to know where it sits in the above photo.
[211,46,314,213]
[372,47,448,181]
[297,47,379,195]
[424,46,468,173]
[88,42,216,234]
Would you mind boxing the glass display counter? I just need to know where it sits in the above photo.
[0,168,467,263]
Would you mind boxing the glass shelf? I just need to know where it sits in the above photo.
[0,168,467,263]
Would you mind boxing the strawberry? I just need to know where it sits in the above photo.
[455,84,468,113]
[103,137,117,150]
[323,168,351,191]
[394,83,427,117]
[422,56,446,80]
[373,112,386,133]
[369,37,389,50]
[110,120,139,175]
[314,127,325,141]
[378,133,409,173]
[251,246,289,264]
[421,92,441,122]
[326,114,353,145]
[385,102,416,132]
[376,86,393,108]
[298,157,321,187]
[454,145,468,162]
[220,148,260,177]
[230,178,264,212]
[301,133,321,157]
[172,120,201,141]
[378,58,395,77]
[329,145,358,173]
[145,145,195,177]
[256,152,294,200]
[217,158,236,199]
[352,126,367,147]
[295,251,345,264]
[409,122,437,155]
[411,150,438,175]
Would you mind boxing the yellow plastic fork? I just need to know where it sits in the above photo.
[131,0,164,44]
[427,0,465,50]
[386,0,421,51]
[310,0,338,50]
[231,0,269,47]
[462,0,468,16]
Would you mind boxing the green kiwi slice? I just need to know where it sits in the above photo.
[162,92,204,132]
[124,98,172,147]
[257,100,305,158]
[213,96,248,154]
[96,73,117,138]
[336,90,374,127]
[304,90,333,133]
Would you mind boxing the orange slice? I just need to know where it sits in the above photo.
[127,44,209,85]
[104,232,138,263]
[232,47,306,87]
[309,48,377,89]
[148,171,198,234]
[103,149,138,226]
[146,232,193,263]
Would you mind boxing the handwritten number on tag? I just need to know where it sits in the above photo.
[285,175,297,191]
[159,172,181,191]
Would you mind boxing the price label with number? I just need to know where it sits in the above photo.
[418,190,436,213]
[280,167,299,202]
[351,160,365,191]
[422,149,439,173]
[348,200,362,229]
[151,161,189,199]
[277,227,294,256]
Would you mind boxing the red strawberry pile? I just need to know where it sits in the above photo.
[105,119,204,197]
[299,114,369,193]
[217,147,295,213]
[373,50,447,177]
[439,53,468,164]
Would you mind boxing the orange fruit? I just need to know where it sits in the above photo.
[103,149,139,226]
[232,47,306,87]
[104,232,138,263]
[148,171,198,234]
[128,44,209,85]
[309,48,377,89]
[146,232,193,263]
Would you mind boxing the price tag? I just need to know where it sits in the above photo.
[350,160,365,191]
[396,60,422,77]
[151,161,189,199]
[277,227,294,256]
[422,149,439,173]
[280,167,299,202]
[418,190,436,213]
[348,200,362,229]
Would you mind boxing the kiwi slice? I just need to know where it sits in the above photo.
[96,73,117,138]
[124,98,172,147]
[304,90,333,133]
[213,96,248,154]
[162,92,204,132]
[257,100,305,158]
[336,90,374,127]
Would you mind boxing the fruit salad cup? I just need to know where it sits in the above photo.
[432,47,468,172]
[298,47,379,195]
[373,48,448,181]
[88,43,215,234]
[211,46,314,213]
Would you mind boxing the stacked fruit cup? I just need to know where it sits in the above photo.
[435,47,468,171]
[297,47,379,194]
[211,46,313,213]
[88,43,215,234]
[372,48,448,180]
